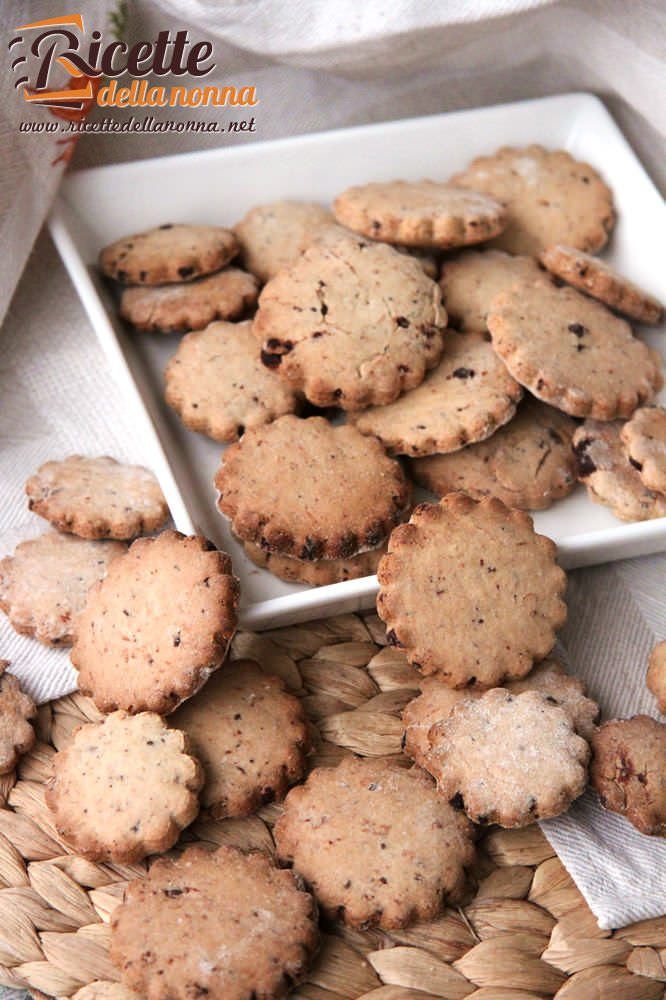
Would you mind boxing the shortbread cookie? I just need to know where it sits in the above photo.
[99,224,238,285]
[46,711,203,862]
[410,397,577,509]
[427,689,590,827]
[621,406,666,494]
[647,641,666,714]
[539,245,664,325]
[488,281,662,420]
[451,145,614,255]
[164,320,300,443]
[573,421,666,522]
[333,180,507,248]
[274,756,475,929]
[72,531,239,714]
[377,494,566,687]
[351,330,522,457]
[591,716,666,836]
[26,456,169,540]
[216,416,410,559]
[0,661,36,774]
[243,540,385,585]
[111,845,319,1000]
[255,231,446,410]
[171,660,309,817]
[119,268,259,333]
[505,659,599,740]
[0,533,125,646]
[439,250,546,332]
[402,679,476,770]
[234,200,338,282]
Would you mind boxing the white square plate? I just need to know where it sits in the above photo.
[49,92,666,630]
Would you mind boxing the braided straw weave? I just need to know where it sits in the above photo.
[0,612,664,1000]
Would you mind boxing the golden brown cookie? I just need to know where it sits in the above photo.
[0,661,36,775]
[591,716,666,836]
[440,249,547,332]
[620,406,666,495]
[234,200,338,282]
[99,224,238,285]
[119,268,259,333]
[45,710,203,862]
[402,679,475,770]
[243,540,385,586]
[274,756,475,929]
[71,530,239,715]
[647,641,666,714]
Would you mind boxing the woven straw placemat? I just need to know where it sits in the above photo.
[0,612,664,1000]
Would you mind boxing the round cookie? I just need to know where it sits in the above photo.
[234,200,338,282]
[71,530,240,715]
[410,397,577,510]
[255,230,446,411]
[439,249,547,332]
[591,716,666,836]
[621,406,666,494]
[539,245,664,325]
[647,641,666,714]
[110,845,319,1000]
[171,660,309,818]
[488,280,663,420]
[377,494,567,687]
[402,679,475,770]
[351,329,522,457]
[0,661,36,775]
[26,456,169,540]
[119,268,259,334]
[216,416,411,560]
[333,180,507,248]
[451,145,614,255]
[274,756,475,929]
[99,224,238,285]
[573,420,666,522]
[243,540,385,586]
[426,688,590,827]
[0,533,126,646]
[46,710,203,862]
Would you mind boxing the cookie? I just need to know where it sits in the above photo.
[243,540,385,586]
[439,249,546,332]
[451,145,614,255]
[234,200,338,282]
[0,661,36,775]
[410,397,577,510]
[0,532,126,646]
[647,641,666,714]
[216,416,411,560]
[110,845,319,1000]
[71,530,239,714]
[164,320,300,443]
[45,710,203,862]
[426,688,590,827]
[26,456,169,540]
[539,245,664,325]
[488,280,663,420]
[505,659,600,740]
[255,230,446,410]
[621,406,666,494]
[274,756,475,929]
[573,420,666,522]
[119,268,259,334]
[377,494,567,687]
[591,716,666,836]
[333,180,507,248]
[402,679,473,770]
[171,660,309,818]
[99,224,238,285]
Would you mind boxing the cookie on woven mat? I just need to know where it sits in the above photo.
[171,659,309,818]
[351,329,522,457]
[0,533,125,646]
[621,406,666,495]
[119,268,259,334]
[451,145,614,255]
[333,180,507,248]
[243,540,385,586]
[647,641,666,714]
[426,688,590,827]
[255,230,446,410]
[110,845,319,1000]
[539,245,664,325]
[99,224,238,285]
[410,396,577,510]
[26,456,169,540]
[439,249,547,332]
[164,320,300,443]
[488,280,663,420]
[274,755,475,929]
[71,530,239,714]
[234,200,339,283]
[591,716,666,836]
[0,661,36,775]
[377,494,566,687]
[573,420,666,522]
[216,416,410,560]
[46,710,202,862]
